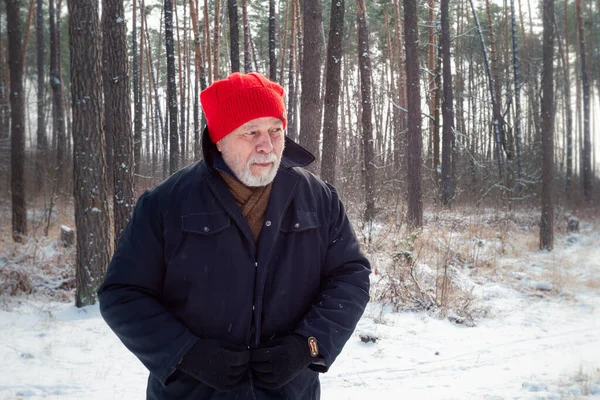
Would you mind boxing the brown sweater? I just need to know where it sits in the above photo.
[218,171,273,243]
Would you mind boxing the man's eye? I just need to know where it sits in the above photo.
[246,131,258,136]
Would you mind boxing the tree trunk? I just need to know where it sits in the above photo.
[35,0,47,191]
[102,0,135,247]
[146,50,157,174]
[427,0,438,171]
[511,0,524,189]
[194,64,200,160]
[384,9,398,173]
[557,0,573,195]
[392,0,405,175]
[67,0,112,306]
[485,0,503,142]
[228,0,240,73]
[21,0,35,70]
[132,0,142,175]
[468,0,505,180]
[433,44,441,176]
[575,0,592,200]
[269,0,277,81]
[175,0,186,162]
[468,56,477,193]
[404,0,423,227]
[300,0,324,172]
[357,0,375,224]
[320,0,344,185]
[286,0,298,142]
[185,3,191,163]
[294,0,302,80]
[213,0,221,81]
[241,0,251,72]
[441,0,455,207]
[164,97,169,178]
[102,31,115,192]
[278,0,290,86]
[188,0,208,92]
[0,19,9,141]
[6,0,28,242]
[455,0,467,190]
[143,8,165,175]
[165,0,179,174]
[576,58,581,178]
[142,0,150,167]
[203,0,212,84]
[188,0,207,165]
[49,0,67,188]
[539,0,554,250]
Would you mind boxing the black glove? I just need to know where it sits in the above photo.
[177,338,250,392]
[250,334,314,389]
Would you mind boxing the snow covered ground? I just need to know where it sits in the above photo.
[1,216,599,399]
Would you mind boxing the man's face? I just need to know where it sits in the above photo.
[216,117,285,187]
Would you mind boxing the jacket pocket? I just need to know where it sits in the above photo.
[280,211,320,233]
[181,211,231,235]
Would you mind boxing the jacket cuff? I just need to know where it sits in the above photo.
[308,356,329,373]
[294,328,333,370]
[159,333,199,386]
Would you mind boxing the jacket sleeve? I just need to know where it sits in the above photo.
[294,184,371,372]
[97,190,198,385]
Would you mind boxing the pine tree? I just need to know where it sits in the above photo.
[357,0,376,224]
[300,0,324,172]
[165,0,179,174]
[575,0,592,200]
[49,0,67,187]
[404,0,423,227]
[67,0,112,306]
[269,0,277,81]
[441,0,455,207]
[228,0,240,72]
[102,0,135,246]
[6,0,28,242]
[35,0,48,190]
[540,0,555,250]
[320,0,344,185]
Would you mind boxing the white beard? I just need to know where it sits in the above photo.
[237,153,280,187]
[221,144,284,187]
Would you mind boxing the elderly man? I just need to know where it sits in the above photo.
[98,72,370,400]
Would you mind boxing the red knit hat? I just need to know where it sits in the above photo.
[200,72,288,144]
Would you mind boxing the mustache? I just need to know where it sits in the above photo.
[248,153,278,165]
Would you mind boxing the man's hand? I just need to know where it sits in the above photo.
[177,339,250,392]
[250,335,314,389]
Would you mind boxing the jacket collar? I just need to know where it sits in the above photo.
[201,126,315,171]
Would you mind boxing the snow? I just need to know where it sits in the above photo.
[1,219,599,399]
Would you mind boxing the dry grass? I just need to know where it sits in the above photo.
[554,365,600,399]
[370,210,513,324]
[582,279,600,290]
[367,205,600,324]
[0,199,76,306]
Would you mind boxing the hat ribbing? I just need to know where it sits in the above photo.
[200,72,287,144]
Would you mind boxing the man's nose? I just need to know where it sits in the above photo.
[255,131,274,153]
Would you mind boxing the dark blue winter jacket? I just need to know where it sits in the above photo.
[98,129,371,399]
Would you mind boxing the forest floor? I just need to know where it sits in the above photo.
[0,203,599,399]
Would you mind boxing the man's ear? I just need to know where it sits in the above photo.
[216,140,223,152]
